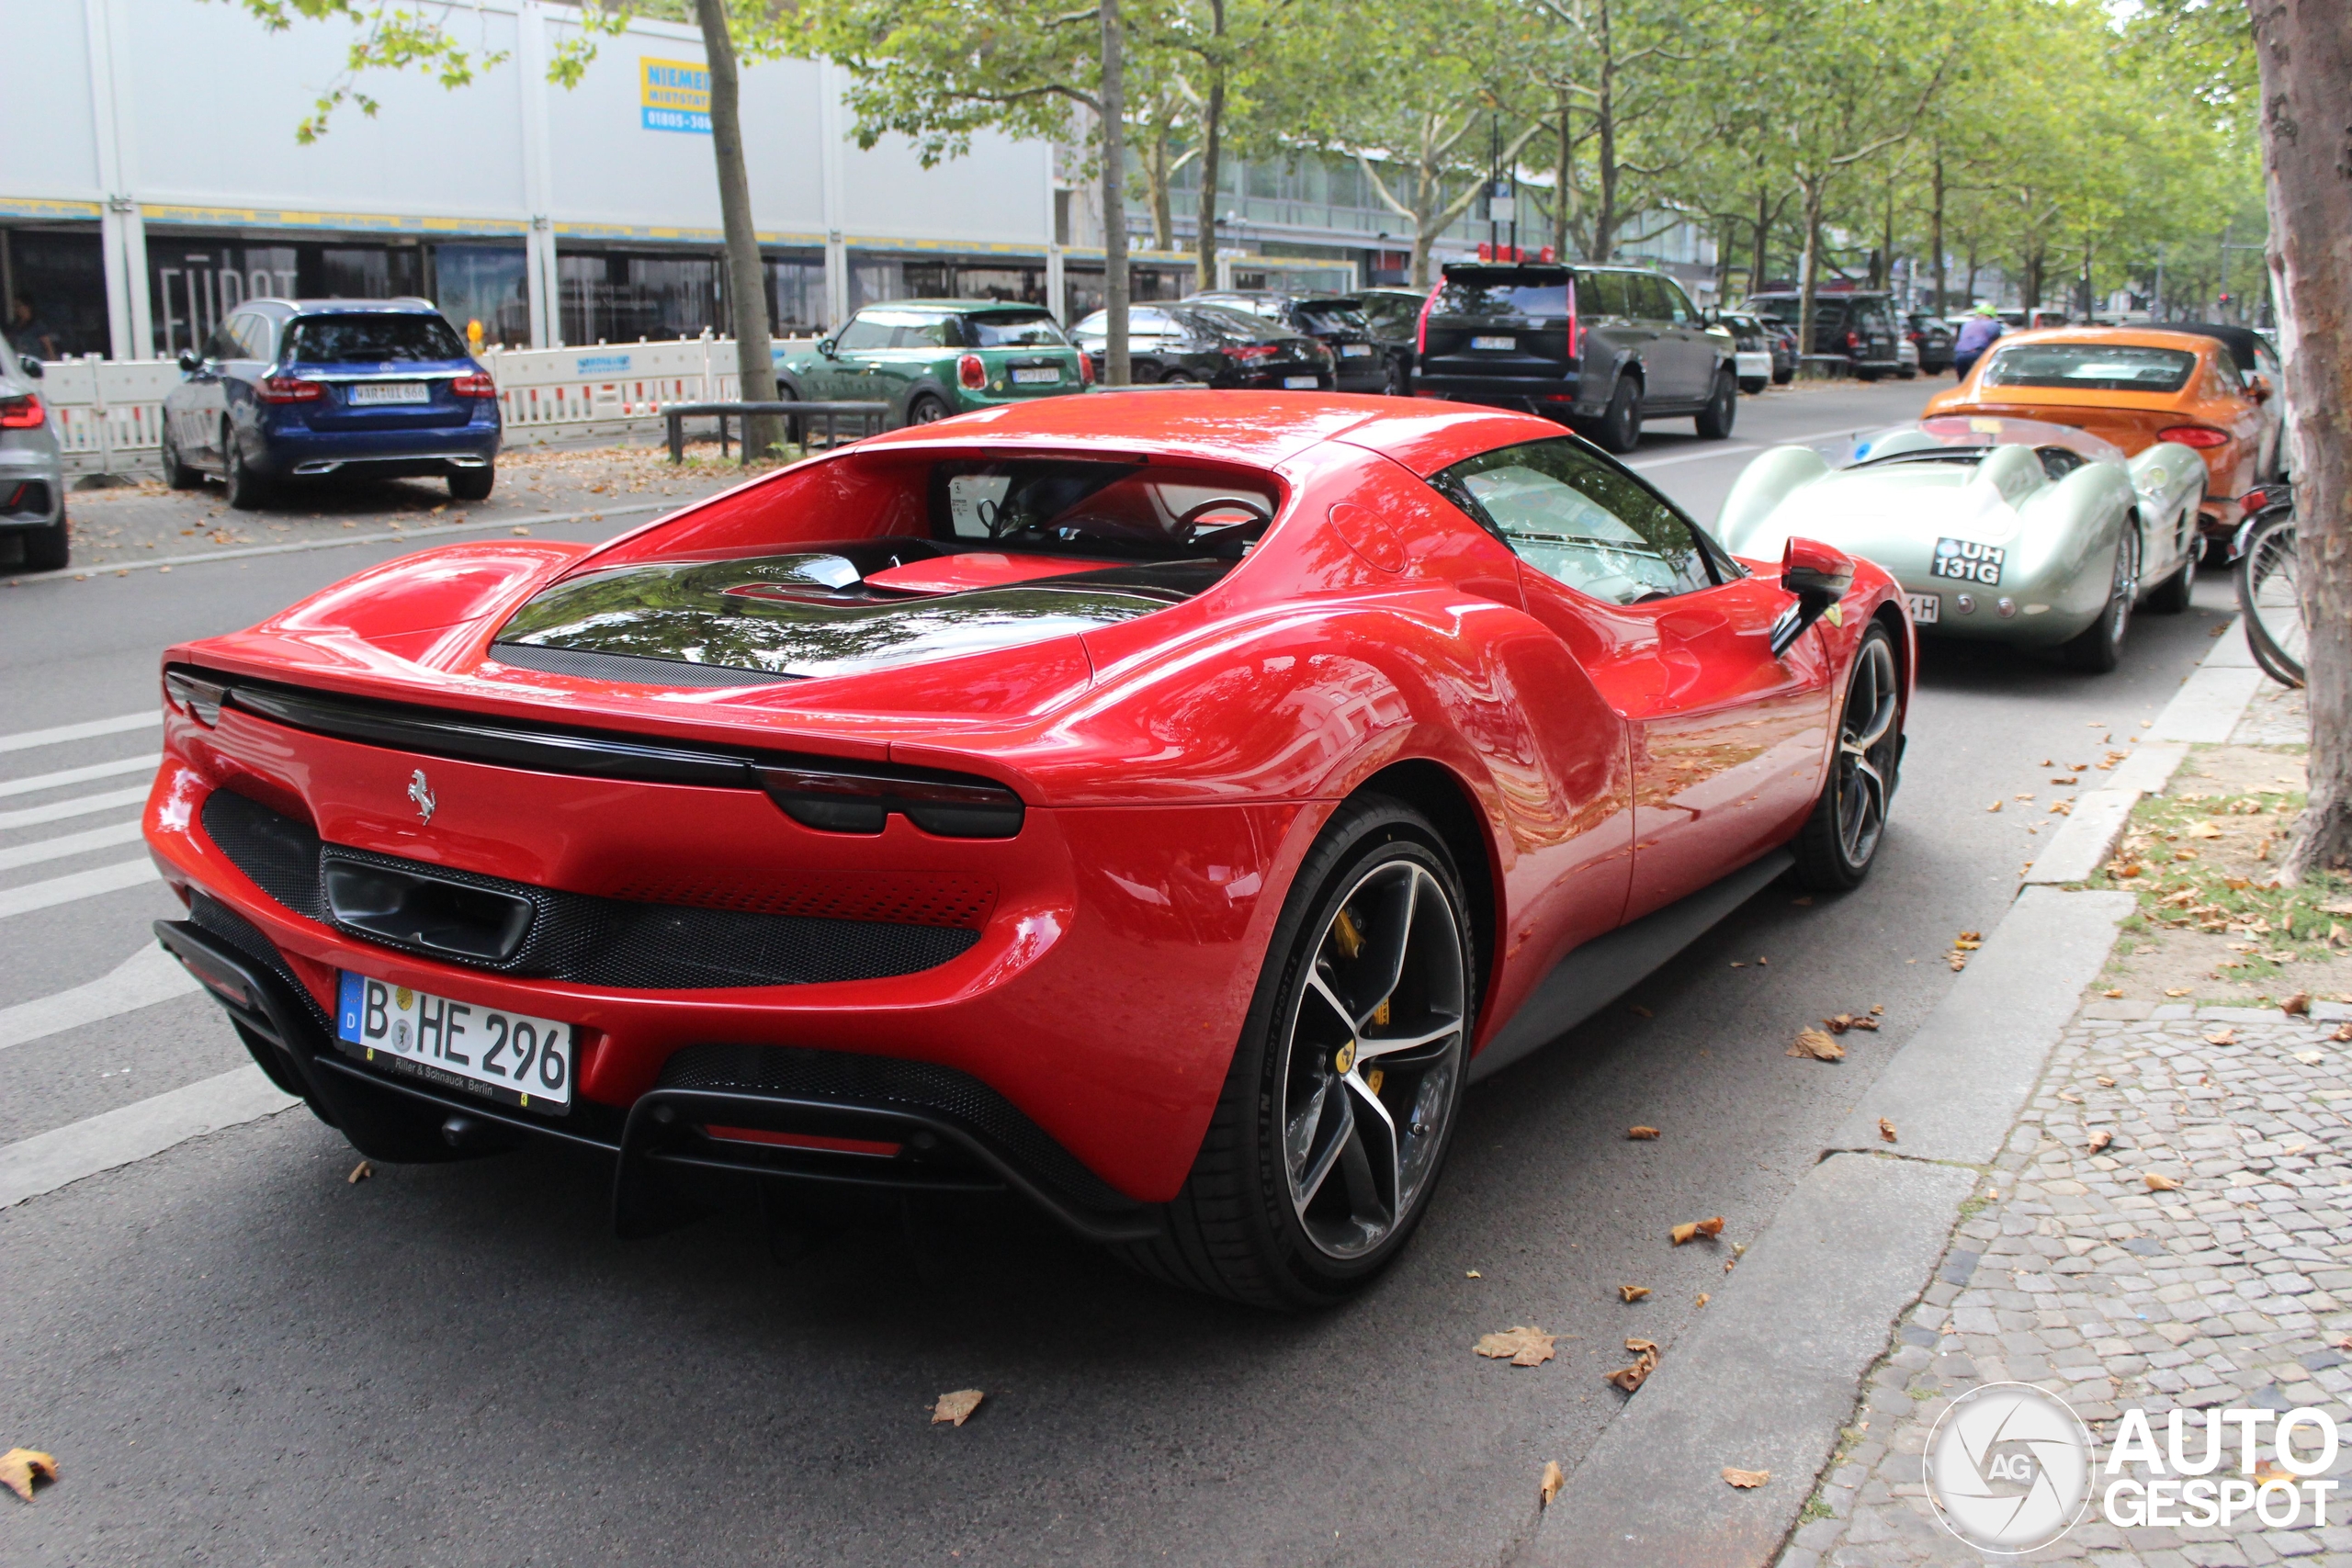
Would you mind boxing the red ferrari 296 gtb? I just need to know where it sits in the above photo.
[145,392,1910,1308]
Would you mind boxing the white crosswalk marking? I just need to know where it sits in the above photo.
[0,1065,300,1209]
[0,944,200,1053]
[0,819,147,872]
[0,858,161,919]
[0,753,161,799]
[0,784,152,829]
[0,710,161,754]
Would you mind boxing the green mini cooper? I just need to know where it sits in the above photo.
[775,299,1091,426]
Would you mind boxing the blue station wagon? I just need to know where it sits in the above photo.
[160,299,503,509]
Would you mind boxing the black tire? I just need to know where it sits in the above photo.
[1381,356,1409,397]
[1856,368,1882,383]
[905,392,952,426]
[2143,551,2194,615]
[2063,525,2141,672]
[1593,375,1643,454]
[447,465,495,502]
[1117,795,1474,1310]
[1772,367,1793,386]
[1896,367,1919,380]
[1694,369,1737,440]
[1738,377,1768,395]
[160,423,201,490]
[2235,512,2304,688]
[1160,368,1198,385]
[223,429,272,511]
[21,507,69,572]
[1790,623,1903,891]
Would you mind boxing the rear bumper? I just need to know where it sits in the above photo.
[253,420,501,479]
[1414,374,1587,415]
[0,440,63,527]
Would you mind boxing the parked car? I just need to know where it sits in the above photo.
[1905,312,1955,374]
[159,298,503,510]
[1719,416,2204,672]
[1716,310,1778,394]
[0,330,66,571]
[148,390,1908,1309]
[1744,290,1903,379]
[1925,325,2282,546]
[1070,304,1332,389]
[1766,321,1798,384]
[777,299,1089,427]
[1414,262,1739,452]
[1353,286,1429,395]
[1895,336,1921,379]
[1182,290,1385,392]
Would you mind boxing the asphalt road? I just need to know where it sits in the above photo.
[0,381,2241,1566]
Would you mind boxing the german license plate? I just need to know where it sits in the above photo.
[1471,335,1515,351]
[1283,376,1319,389]
[1929,537,2005,585]
[1011,367,1061,385]
[349,381,430,405]
[1340,344,1373,357]
[1905,592,1940,625]
[334,972,573,1111]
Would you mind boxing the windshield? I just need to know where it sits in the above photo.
[1981,342,2197,393]
[967,310,1069,349]
[1435,274,1570,319]
[934,459,1279,557]
[1358,294,1421,333]
[286,314,467,364]
[1845,416,2123,468]
[1295,301,1369,335]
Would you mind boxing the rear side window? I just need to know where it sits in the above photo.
[1435,274,1570,320]
[1981,344,2197,393]
[1294,301,1369,335]
[968,310,1069,349]
[1432,437,1715,604]
[1578,275,1631,318]
[286,314,466,364]
[837,309,957,350]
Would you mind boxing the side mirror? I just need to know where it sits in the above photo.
[816,338,838,358]
[176,349,202,375]
[2248,373,2274,403]
[1770,536,1856,657]
[17,355,40,379]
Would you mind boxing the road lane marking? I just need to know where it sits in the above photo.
[0,753,160,799]
[0,819,146,872]
[0,784,152,829]
[0,1065,300,1209]
[1627,423,1876,474]
[0,710,160,753]
[9,498,673,584]
[0,858,161,920]
[0,944,200,1054]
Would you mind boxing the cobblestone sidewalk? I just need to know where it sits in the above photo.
[1780,998,2352,1567]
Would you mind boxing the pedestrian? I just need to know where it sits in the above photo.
[6,296,62,361]
[1950,304,2002,381]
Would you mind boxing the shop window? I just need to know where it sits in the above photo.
[1,229,107,359]
[435,244,531,349]
[765,254,825,335]
[559,251,721,344]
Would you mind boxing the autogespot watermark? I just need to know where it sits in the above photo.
[1924,1382,2345,1554]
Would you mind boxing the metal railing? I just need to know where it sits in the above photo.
[662,400,890,464]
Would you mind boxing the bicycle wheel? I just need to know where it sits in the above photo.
[2235,513,2305,688]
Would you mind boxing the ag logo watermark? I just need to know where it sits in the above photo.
[1926,1383,2343,1553]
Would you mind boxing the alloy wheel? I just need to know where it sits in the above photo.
[2104,528,2141,651]
[1279,857,1466,1260]
[1832,635,1902,867]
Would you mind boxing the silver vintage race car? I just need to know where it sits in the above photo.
[1717,416,2206,671]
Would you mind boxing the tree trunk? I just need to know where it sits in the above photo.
[1194,68,1225,291]
[2251,0,2352,877]
[1929,152,1946,317]
[695,0,780,455]
[1554,90,1573,263]
[1592,60,1618,262]
[1751,185,1770,292]
[1148,109,1173,253]
[1796,182,1825,372]
[1101,0,1130,385]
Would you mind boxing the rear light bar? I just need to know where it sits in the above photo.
[450,371,498,398]
[2158,424,2229,449]
[1845,331,1862,352]
[0,392,44,428]
[756,763,1023,839]
[164,669,228,725]
[256,376,324,403]
[957,354,986,389]
[1076,350,1094,386]
[1223,344,1278,363]
[1416,282,1441,356]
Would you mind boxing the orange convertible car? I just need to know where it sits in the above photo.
[1926,326,2281,545]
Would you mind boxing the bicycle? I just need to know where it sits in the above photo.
[2233,484,2304,688]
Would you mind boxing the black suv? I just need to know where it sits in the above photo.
[1745,290,1903,380]
[1352,286,1428,395]
[1181,290,1385,393]
[1413,263,1738,452]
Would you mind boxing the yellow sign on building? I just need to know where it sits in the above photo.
[639,58,711,135]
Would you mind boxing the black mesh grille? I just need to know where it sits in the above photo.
[658,1043,1135,1213]
[489,643,791,689]
[187,888,334,1033]
[199,788,979,989]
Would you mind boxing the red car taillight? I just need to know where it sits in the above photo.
[1566,276,1581,362]
[1845,330,1862,351]
[0,392,42,428]
[450,371,498,398]
[256,377,323,404]
[2239,487,2274,513]
[1223,344,1278,363]
[1077,351,1093,386]
[957,354,986,390]
[2158,424,2229,449]
[1416,281,1441,355]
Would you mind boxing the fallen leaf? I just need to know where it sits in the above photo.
[1466,1269,1482,1279]
[2058,1090,2083,1104]
[0,1449,56,1503]
[1627,1126,1661,1140]
[1605,1337,1661,1393]
[1954,931,1984,949]
[2205,1028,2239,1046]
[1870,1004,1884,1016]
[1695,1292,1710,1308]
[2087,1130,2113,1154]
[2165,987,2192,998]
[2186,821,2223,839]
[2102,988,2124,998]
[2295,1050,2324,1066]
[1788,1028,1846,1062]
[932,1389,985,1427]
[1987,800,2003,812]
[2282,992,2312,1016]
[1879,1118,1898,1144]
[346,1160,372,1185]
[1668,1215,1726,1247]
[1619,1285,1652,1303]
[2145,1172,2183,1192]
[2335,1022,2352,1043]
[1476,1326,1559,1367]
[1539,1461,1566,1508]
[1722,1467,1770,1489]
[2097,1076,2116,1087]
[1947,953,1968,972]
